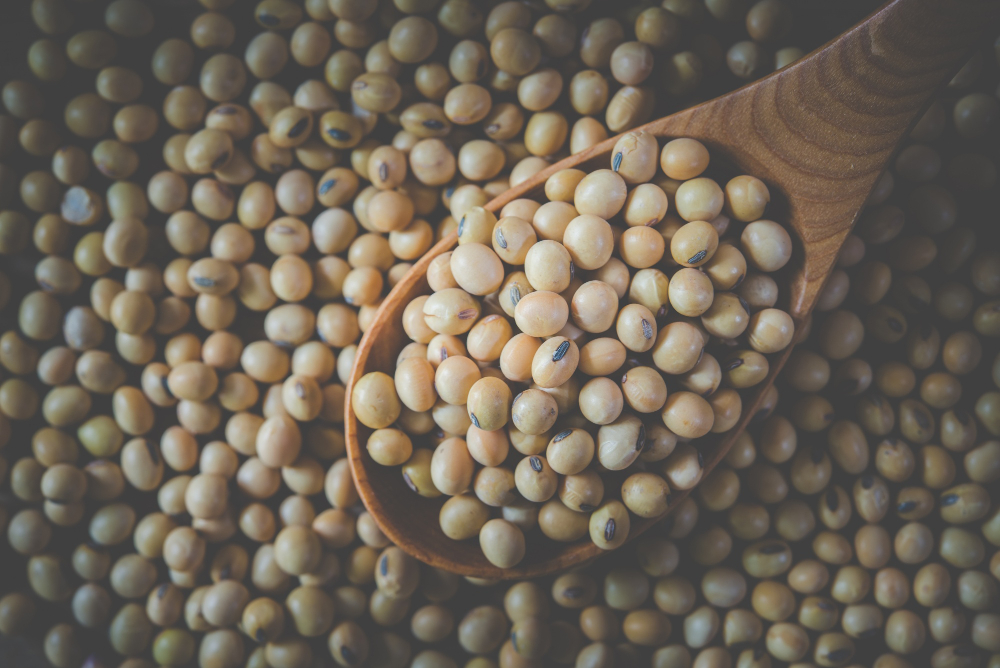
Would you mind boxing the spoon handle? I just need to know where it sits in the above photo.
[785,0,1000,317]
[650,0,1000,319]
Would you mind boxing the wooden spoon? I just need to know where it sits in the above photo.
[346,0,1000,579]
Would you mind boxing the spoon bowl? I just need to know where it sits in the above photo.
[346,0,1000,579]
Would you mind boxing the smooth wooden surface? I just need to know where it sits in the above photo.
[346,0,1000,579]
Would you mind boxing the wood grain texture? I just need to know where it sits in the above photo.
[346,0,1000,579]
